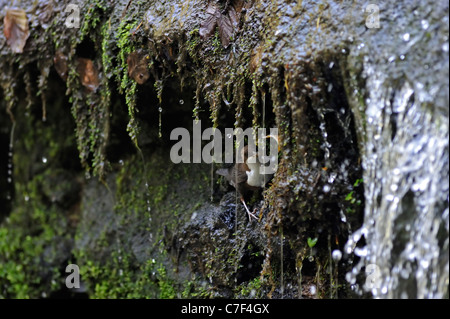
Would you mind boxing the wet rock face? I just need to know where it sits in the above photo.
[173,193,267,293]
[0,0,448,299]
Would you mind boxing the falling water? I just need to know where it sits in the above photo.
[261,90,266,129]
[317,110,332,167]
[158,106,163,138]
[210,161,214,202]
[331,0,450,299]
[5,123,15,201]
[345,64,449,298]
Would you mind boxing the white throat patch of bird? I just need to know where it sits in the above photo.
[217,134,279,221]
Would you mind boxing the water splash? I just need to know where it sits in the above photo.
[346,64,449,298]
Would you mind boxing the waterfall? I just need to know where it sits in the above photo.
[344,0,449,298]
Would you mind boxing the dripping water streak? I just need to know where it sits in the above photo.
[41,96,47,122]
[9,122,15,151]
[318,111,331,166]
[158,106,163,138]
[234,159,239,283]
[280,225,284,298]
[262,90,266,129]
[262,91,267,195]
[6,123,15,195]
[134,143,153,237]
[210,161,214,202]
[297,259,303,299]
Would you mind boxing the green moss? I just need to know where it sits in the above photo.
[236,277,264,298]
[156,265,177,299]
[0,180,72,298]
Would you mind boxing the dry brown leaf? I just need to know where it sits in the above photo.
[127,51,150,85]
[199,2,220,40]
[218,13,233,48]
[76,58,100,92]
[229,0,244,29]
[3,8,29,54]
[199,0,244,48]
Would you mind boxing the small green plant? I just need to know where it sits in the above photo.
[307,237,318,248]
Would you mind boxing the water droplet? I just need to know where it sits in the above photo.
[443,42,449,52]
[390,184,398,192]
[386,194,395,201]
[329,61,334,69]
[310,285,317,295]
[119,159,124,166]
[7,177,12,183]
[402,33,410,42]
[332,249,342,261]
[327,83,333,92]
[354,247,368,257]
[420,259,430,269]
[399,54,405,60]
[421,20,429,30]
[323,184,331,193]
[226,133,232,139]
[328,173,337,184]
[24,195,29,202]
[388,55,396,63]
[179,99,184,105]
[42,157,47,164]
